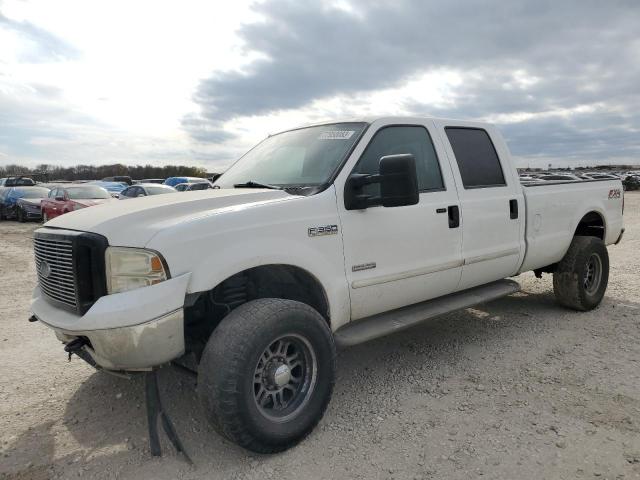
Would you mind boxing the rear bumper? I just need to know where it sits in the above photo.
[31,273,191,371]
[615,227,625,245]
[22,208,43,219]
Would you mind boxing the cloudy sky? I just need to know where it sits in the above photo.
[1,0,639,170]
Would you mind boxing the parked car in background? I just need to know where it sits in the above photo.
[582,173,619,180]
[102,175,133,186]
[519,175,541,182]
[163,176,210,187]
[119,184,177,199]
[89,180,128,198]
[0,186,50,221]
[136,178,165,184]
[41,185,114,222]
[0,176,36,187]
[538,174,582,181]
[174,181,212,191]
[623,175,640,191]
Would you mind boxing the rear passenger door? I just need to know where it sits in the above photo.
[435,122,524,290]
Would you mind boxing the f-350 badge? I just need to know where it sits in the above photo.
[308,225,338,237]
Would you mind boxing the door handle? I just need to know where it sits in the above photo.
[509,199,518,219]
[448,205,460,228]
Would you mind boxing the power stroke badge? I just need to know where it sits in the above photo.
[308,225,338,237]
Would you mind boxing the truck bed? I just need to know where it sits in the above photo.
[518,178,624,273]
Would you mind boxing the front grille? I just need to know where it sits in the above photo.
[33,228,109,314]
[34,237,78,308]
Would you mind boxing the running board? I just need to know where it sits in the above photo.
[335,279,520,347]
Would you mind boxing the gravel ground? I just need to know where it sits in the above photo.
[1,193,639,480]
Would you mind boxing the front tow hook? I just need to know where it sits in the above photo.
[64,337,89,361]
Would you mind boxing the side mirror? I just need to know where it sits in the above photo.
[344,154,419,210]
[378,154,419,208]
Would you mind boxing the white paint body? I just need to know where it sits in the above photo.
[32,116,625,369]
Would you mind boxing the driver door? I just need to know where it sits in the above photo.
[338,121,463,320]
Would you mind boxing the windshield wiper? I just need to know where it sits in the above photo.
[233,181,282,190]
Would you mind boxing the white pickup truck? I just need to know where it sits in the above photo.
[31,117,624,454]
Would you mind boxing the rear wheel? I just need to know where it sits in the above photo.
[553,236,609,311]
[198,298,336,453]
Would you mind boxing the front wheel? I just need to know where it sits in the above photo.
[198,299,336,453]
[553,236,609,311]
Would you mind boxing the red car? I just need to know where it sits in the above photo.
[41,185,114,222]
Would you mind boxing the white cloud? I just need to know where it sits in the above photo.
[1,0,639,170]
[1,0,259,169]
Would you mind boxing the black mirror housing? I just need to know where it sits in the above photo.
[344,153,419,210]
[379,154,419,208]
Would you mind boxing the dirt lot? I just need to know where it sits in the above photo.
[1,194,639,480]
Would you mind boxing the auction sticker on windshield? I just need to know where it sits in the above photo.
[319,130,355,140]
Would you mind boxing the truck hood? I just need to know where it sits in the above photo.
[45,188,296,246]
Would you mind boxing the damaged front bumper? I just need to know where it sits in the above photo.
[31,273,190,371]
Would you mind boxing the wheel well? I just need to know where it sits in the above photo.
[184,265,330,359]
[574,211,605,240]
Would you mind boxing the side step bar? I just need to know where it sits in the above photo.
[335,279,520,347]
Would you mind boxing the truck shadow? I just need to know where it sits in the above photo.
[4,289,631,475]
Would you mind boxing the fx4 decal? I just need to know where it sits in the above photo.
[308,225,338,237]
[608,189,621,199]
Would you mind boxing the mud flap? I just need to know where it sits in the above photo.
[145,369,192,463]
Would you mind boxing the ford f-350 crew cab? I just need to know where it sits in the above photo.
[31,117,624,454]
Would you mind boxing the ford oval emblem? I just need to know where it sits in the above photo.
[39,260,52,279]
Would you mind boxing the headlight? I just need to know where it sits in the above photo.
[105,247,169,294]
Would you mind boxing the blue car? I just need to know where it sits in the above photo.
[163,176,210,187]
[0,186,50,221]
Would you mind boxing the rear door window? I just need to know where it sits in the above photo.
[445,127,506,188]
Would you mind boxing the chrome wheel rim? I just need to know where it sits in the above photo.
[253,334,317,422]
[584,253,602,295]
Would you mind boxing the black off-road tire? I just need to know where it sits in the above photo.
[198,298,336,453]
[553,236,609,311]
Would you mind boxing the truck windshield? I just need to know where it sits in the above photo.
[215,122,366,190]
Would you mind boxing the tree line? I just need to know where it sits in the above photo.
[0,163,213,181]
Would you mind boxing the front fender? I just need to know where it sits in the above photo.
[187,238,351,331]
[146,187,351,330]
